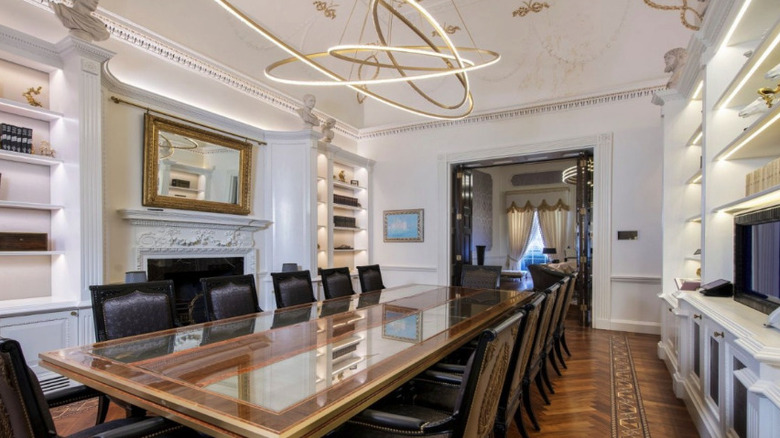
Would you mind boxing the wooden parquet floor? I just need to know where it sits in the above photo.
[52,321,698,437]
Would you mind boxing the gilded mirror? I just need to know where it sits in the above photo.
[143,114,252,215]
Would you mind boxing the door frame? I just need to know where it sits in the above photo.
[436,133,613,330]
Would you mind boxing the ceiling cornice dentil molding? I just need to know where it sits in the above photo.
[359,85,666,139]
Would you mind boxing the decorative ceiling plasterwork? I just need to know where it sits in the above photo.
[313,1,339,19]
[513,1,550,18]
[643,0,709,31]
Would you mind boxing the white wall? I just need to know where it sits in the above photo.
[358,97,664,333]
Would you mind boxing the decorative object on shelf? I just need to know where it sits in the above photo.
[738,97,773,118]
[512,1,550,18]
[21,86,42,107]
[745,156,780,196]
[211,0,499,120]
[36,140,55,158]
[664,47,688,89]
[335,244,353,250]
[337,170,346,182]
[170,178,191,188]
[0,232,48,251]
[349,179,359,186]
[642,0,709,31]
[334,215,356,228]
[320,117,335,143]
[50,0,110,42]
[758,83,780,108]
[296,93,320,128]
[142,113,253,215]
[383,208,424,242]
[334,193,360,207]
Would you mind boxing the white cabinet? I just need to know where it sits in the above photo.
[678,294,780,438]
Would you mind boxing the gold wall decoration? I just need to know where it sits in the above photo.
[642,0,707,31]
[758,83,780,108]
[22,86,43,107]
[512,1,550,18]
[313,1,338,19]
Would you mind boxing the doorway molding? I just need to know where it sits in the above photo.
[437,133,613,329]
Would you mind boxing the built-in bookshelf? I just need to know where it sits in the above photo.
[316,142,374,274]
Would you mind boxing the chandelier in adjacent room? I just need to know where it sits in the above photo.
[212,0,500,120]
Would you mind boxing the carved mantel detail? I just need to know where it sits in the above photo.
[118,208,272,272]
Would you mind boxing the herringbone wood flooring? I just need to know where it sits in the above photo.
[52,322,698,437]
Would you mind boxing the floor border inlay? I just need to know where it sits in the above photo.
[610,334,651,438]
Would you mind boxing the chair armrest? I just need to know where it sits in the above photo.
[91,417,191,438]
[44,385,102,408]
[351,408,426,432]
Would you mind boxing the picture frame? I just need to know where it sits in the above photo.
[350,179,359,186]
[383,209,424,242]
[382,305,422,343]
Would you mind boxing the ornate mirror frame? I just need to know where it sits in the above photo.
[142,113,253,215]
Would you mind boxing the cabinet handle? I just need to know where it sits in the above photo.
[693,314,702,319]
[668,307,673,312]
[70,311,78,317]
[714,331,724,338]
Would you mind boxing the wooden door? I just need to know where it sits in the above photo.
[452,166,473,285]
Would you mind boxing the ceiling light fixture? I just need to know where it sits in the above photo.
[212,0,499,120]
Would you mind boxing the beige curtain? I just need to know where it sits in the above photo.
[537,199,570,261]
[506,201,535,270]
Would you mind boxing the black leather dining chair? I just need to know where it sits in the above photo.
[89,280,179,423]
[553,272,578,368]
[319,267,356,299]
[333,310,525,438]
[356,264,385,292]
[199,274,262,321]
[0,337,196,438]
[460,264,502,289]
[271,270,316,308]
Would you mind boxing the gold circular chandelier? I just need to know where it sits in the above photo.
[212,0,500,120]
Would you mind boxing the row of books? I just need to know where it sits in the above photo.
[746,156,780,196]
[0,123,33,154]
[333,194,361,207]
[334,215,357,228]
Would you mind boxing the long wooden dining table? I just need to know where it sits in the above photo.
[40,284,533,438]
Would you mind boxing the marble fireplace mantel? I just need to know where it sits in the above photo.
[118,208,272,272]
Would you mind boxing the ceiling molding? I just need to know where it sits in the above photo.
[359,85,665,139]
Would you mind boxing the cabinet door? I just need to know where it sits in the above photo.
[0,310,78,379]
[703,318,725,423]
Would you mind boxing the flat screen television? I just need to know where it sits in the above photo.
[734,204,780,315]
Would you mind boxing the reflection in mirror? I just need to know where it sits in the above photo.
[143,114,253,215]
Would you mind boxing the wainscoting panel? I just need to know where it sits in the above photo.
[610,275,663,334]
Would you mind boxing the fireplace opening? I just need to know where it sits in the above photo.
[147,257,244,324]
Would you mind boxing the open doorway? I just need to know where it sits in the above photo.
[451,149,593,326]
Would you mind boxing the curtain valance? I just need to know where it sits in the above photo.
[506,198,569,213]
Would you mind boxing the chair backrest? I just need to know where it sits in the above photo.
[319,267,355,299]
[554,272,578,333]
[527,264,567,291]
[526,282,560,373]
[499,292,545,421]
[200,274,261,321]
[271,270,316,309]
[461,265,502,289]
[545,277,571,348]
[0,338,57,438]
[455,311,525,438]
[357,264,385,292]
[89,280,178,342]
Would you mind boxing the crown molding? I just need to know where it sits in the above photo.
[360,85,666,139]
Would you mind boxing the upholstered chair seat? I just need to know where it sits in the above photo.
[271,270,316,309]
[200,274,261,321]
[334,310,525,438]
[460,265,502,289]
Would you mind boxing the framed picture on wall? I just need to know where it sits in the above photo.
[383,209,424,242]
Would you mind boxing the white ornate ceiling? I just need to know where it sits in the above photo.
[3,0,703,132]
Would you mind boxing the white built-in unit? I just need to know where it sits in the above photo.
[0,25,112,387]
[656,1,780,437]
